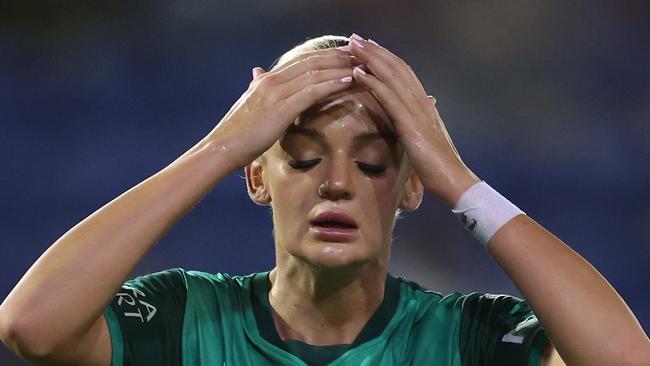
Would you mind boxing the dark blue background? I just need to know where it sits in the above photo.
[1,1,649,364]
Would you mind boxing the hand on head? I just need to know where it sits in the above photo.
[207,45,360,173]
[343,33,479,202]
[210,33,478,203]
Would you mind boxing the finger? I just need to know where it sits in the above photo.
[281,67,353,98]
[252,67,265,80]
[355,37,427,94]
[427,95,437,105]
[349,36,428,111]
[270,46,359,75]
[269,53,360,84]
[281,77,354,123]
[352,66,411,134]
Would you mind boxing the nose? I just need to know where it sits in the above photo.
[318,157,354,201]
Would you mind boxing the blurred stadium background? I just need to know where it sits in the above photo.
[1,1,648,364]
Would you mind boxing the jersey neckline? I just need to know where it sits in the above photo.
[248,271,401,365]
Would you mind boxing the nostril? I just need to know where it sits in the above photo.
[318,181,353,200]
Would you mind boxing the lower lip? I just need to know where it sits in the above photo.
[309,225,359,242]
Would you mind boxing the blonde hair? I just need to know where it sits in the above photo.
[269,35,349,71]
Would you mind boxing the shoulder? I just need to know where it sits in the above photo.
[393,276,530,319]
[183,269,257,291]
[122,268,262,303]
[128,268,258,287]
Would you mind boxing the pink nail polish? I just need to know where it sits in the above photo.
[340,76,353,83]
[354,66,367,75]
[351,33,364,41]
[368,39,379,46]
[350,38,364,48]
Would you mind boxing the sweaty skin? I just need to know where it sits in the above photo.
[247,85,421,345]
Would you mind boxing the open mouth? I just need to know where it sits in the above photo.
[311,220,358,229]
[309,211,359,242]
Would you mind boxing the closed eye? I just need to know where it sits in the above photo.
[288,159,321,170]
[288,159,385,175]
[356,162,386,176]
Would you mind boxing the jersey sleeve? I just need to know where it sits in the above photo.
[458,293,549,366]
[103,268,187,366]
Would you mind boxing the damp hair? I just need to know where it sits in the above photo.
[268,35,349,71]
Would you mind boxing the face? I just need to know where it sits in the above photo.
[251,86,421,270]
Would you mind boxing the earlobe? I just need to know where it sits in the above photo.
[245,160,272,205]
[398,172,424,211]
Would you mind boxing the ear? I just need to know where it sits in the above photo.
[245,160,271,205]
[398,170,424,211]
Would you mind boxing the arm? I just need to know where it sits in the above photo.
[0,48,358,364]
[0,134,235,364]
[436,166,650,366]
[346,34,650,366]
[485,203,650,365]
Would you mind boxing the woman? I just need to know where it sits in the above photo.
[0,34,648,365]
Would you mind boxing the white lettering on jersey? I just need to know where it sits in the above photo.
[501,331,525,344]
[501,316,537,344]
[139,300,157,322]
[114,285,158,323]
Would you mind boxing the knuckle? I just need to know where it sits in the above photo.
[384,96,398,106]
[262,73,277,84]
[304,85,317,97]
[306,56,322,69]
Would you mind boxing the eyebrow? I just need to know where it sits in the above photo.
[284,127,397,147]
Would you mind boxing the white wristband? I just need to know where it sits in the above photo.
[451,181,525,247]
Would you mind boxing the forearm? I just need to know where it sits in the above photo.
[487,213,650,365]
[0,134,234,355]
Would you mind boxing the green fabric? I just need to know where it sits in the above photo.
[103,306,123,366]
[105,268,186,365]
[105,268,549,365]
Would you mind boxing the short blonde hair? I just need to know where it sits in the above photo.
[269,35,349,71]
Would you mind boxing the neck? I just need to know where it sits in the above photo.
[268,263,387,345]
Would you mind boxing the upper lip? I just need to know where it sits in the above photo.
[310,211,358,228]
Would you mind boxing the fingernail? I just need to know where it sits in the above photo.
[354,66,366,75]
[350,38,364,48]
[251,67,257,79]
[340,76,352,83]
[336,45,350,52]
[351,33,364,41]
[368,39,379,46]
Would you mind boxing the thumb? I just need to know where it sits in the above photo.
[427,95,437,105]
[252,67,266,80]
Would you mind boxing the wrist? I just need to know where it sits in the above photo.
[451,181,525,247]
[184,133,245,178]
[425,165,481,208]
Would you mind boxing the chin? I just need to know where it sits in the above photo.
[304,243,371,269]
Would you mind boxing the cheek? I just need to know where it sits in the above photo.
[267,163,316,228]
[360,178,403,233]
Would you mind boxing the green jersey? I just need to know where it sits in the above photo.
[104,268,548,365]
